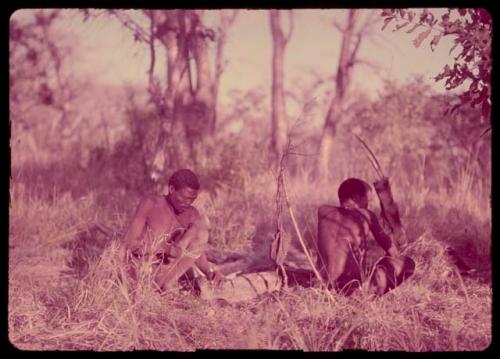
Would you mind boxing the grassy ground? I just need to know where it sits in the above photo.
[8,168,491,351]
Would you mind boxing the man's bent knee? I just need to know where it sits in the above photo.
[369,267,387,295]
[370,255,415,295]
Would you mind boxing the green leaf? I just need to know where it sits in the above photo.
[381,9,394,17]
[481,100,490,119]
[407,11,415,22]
[381,17,394,31]
[430,34,442,51]
[406,23,421,34]
[449,40,459,55]
[412,29,432,48]
[441,13,450,24]
[393,21,410,32]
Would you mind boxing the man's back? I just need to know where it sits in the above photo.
[316,204,393,291]
[317,205,370,254]
[317,205,370,285]
[315,178,412,295]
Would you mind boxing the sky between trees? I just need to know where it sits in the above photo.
[11,8,457,116]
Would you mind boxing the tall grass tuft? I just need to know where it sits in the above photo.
[9,149,491,350]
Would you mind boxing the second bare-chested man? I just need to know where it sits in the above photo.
[123,169,223,292]
[316,178,415,296]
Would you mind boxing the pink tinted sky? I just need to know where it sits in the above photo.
[13,9,456,111]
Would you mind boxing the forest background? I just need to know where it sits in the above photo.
[8,8,492,351]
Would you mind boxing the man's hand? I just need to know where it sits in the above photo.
[386,245,400,258]
[164,243,182,258]
[207,269,225,286]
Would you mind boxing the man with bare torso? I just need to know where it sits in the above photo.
[123,169,223,292]
[317,178,415,296]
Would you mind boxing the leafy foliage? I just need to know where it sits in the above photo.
[10,10,89,163]
[341,78,490,192]
[381,8,492,121]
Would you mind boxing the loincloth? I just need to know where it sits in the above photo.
[335,254,415,296]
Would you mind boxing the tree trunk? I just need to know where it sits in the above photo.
[270,10,290,162]
[212,10,238,133]
[186,10,214,141]
[149,10,217,182]
[317,10,359,178]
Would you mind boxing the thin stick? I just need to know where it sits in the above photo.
[281,173,337,304]
[270,102,337,302]
[364,151,383,180]
[478,126,491,139]
[354,134,385,179]
[453,267,470,306]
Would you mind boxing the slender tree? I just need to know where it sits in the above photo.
[317,10,359,176]
[10,10,84,160]
[212,10,238,132]
[109,10,240,183]
[317,10,378,177]
[269,9,293,162]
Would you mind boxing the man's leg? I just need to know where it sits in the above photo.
[154,220,208,291]
[368,266,388,295]
[154,255,198,290]
[369,255,415,295]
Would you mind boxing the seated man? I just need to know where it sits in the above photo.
[316,178,415,296]
[123,169,223,292]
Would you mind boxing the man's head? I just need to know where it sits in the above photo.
[168,169,200,213]
[338,178,372,209]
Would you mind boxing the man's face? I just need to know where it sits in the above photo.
[357,191,371,209]
[169,185,198,213]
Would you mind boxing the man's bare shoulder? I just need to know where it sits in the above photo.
[140,194,163,207]
[185,205,202,221]
[181,205,210,228]
[354,208,377,223]
[318,204,340,219]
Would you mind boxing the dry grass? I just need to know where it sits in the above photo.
[8,164,492,351]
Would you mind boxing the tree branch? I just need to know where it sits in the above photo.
[225,9,239,27]
[284,10,294,45]
[146,10,156,83]
[352,58,384,72]
[109,10,151,44]
[333,18,344,33]
[347,33,363,69]
[360,9,380,33]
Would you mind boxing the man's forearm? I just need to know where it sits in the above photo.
[386,245,400,257]
[163,243,182,258]
[195,253,214,277]
[124,236,141,252]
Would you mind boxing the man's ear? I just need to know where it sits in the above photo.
[351,194,361,205]
[168,185,176,194]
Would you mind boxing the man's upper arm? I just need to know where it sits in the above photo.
[124,196,154,249]
[190,207,209,230]
[318,205,336,221]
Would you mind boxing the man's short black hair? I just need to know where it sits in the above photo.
[338,178,371,205]
[168,169,200,190]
